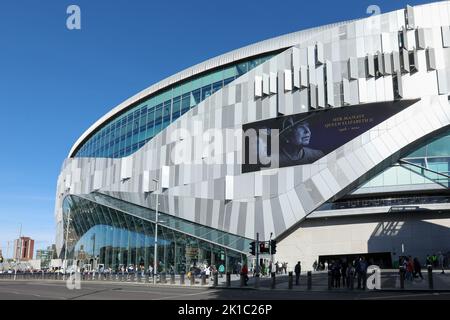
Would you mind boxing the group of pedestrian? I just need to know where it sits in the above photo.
[328,257,369,289]
[274,261,288,274]
[186,262,221,280]
[312,260,328,271]
[311,257,369,289]
[399,256,424,281]
[425,252,447,274]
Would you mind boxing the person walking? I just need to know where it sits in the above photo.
[218,263,225,278]
[294,261,301,286]
[432,254,438,268]
[413,257,424,280]
[271,262,277,275]
[341,261,348,287]
[241,264,249,286]
[148,265,153,280]
[346,262,355,289]
[356,257,368,290]
[332,261,341,288]
[406,256,414,281]
[438,252,445,274]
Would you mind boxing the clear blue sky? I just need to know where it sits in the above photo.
[0,0,431,258]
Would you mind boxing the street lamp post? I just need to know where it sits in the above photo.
[14,224,23,280]
[63,209,71,281]
[153,178,159,284]
[18,224,22,263]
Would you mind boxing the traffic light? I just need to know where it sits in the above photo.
[270,240,277,254]
[249,241,256,256]
[259,242,269,254]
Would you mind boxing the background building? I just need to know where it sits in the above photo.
[56,1,450,272]
[36,245,56,269]
[14,237,34,261]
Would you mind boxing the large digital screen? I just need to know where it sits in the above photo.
[242,99,419,173]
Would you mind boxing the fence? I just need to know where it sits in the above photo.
[1,268,449,291]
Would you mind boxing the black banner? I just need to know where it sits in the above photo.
[242,99,419,173]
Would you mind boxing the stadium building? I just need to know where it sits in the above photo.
[56,1,450,272]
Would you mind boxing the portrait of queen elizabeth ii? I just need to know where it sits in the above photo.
[277,116,324,167]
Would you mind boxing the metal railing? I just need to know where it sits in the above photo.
[1,269,448,291]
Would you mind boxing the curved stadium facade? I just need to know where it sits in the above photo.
[56,1,450,272]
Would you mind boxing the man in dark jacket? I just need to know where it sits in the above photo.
[356,257,368,290]
[294,261,301,285]
[413,257,424,279]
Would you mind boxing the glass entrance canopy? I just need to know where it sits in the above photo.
[62,193,250,274]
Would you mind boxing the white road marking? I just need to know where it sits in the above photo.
[361,292,449,300]
[153,289,221,300]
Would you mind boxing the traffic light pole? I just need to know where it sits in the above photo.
[255,233,259,275]
[269,233,273,272]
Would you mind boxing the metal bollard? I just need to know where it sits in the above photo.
[399,267,405,290]
[288,272,293,289]
[201,274,207,286]
[271,272,276,289]
[190,273,195,286]
[328,271,333,290]
[226,272,231,287]
[170,273,175,284]
[240,274,245,287]
[307,271,312,290]
[213,272,218,287]
[180,273,185,285]
[428,265,434,290]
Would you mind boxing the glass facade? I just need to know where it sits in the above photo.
[358,128,450,191]
[73,54,276,159]
[62,193,249,274]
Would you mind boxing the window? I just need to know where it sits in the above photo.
[212,81,223,94]
[172,97,181,121]
[191,89,201,106]
[153,104,163,133]
[201,84,212,100]
[74,53,277,158]
[162,100,171,129]
[224,77,235,86]
[181,93,190,115]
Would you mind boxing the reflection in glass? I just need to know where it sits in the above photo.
[62,194,250,274]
